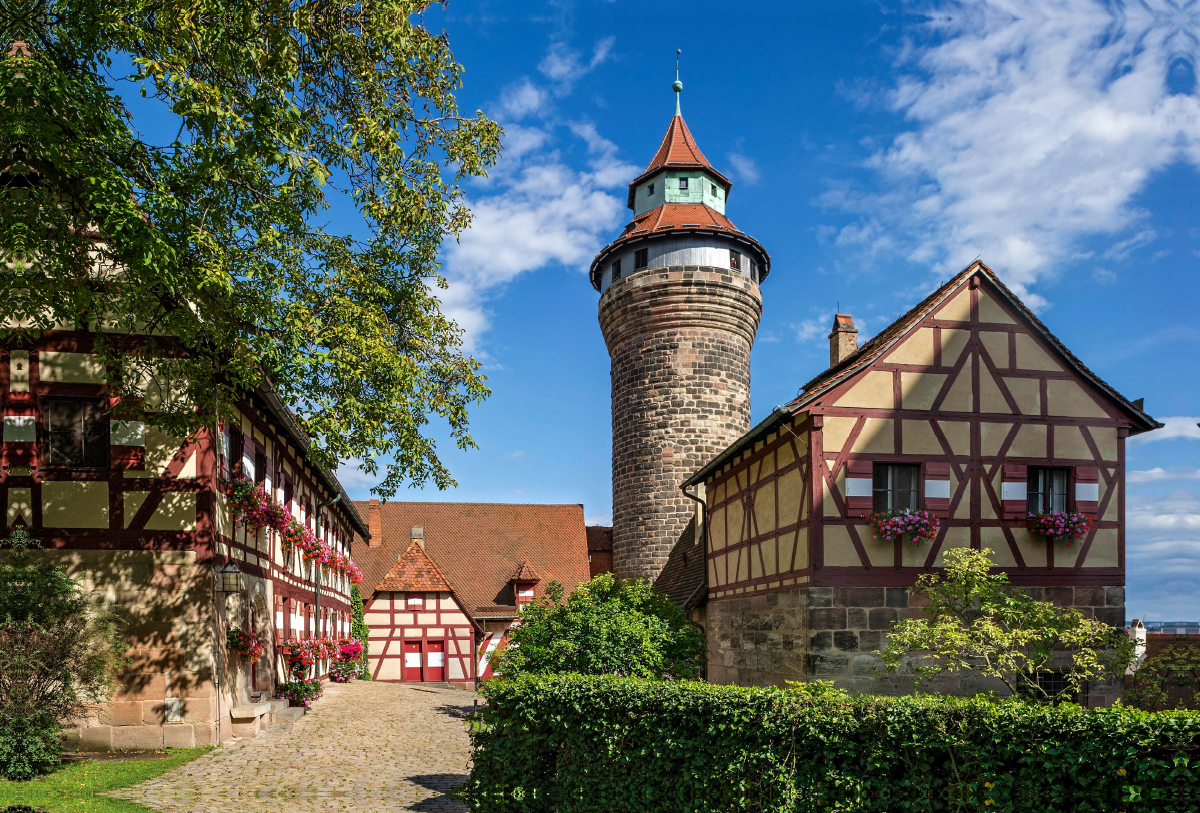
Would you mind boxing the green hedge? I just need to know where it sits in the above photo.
[464,674,1199,813]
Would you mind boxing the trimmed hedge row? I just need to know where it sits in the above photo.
[465,675,1199,813]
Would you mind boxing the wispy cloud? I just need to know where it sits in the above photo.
[434,39,629,355]
[1127,488,1200,620]
[1129,416,1200,444]
[726,152,760,185]
[539,36,615,93]
[1129,467,1200,483]
[828,0,1200,306]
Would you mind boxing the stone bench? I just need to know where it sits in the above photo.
[230,702,273,738]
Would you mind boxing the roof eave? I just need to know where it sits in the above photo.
[589,225,773,291]
[683,407,796,488]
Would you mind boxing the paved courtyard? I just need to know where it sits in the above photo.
[111,681,476,812]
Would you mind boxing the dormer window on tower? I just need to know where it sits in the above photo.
[647,182,654,196]
[711,183,717,196]
[678,177,689,191]
[635,248,648,270]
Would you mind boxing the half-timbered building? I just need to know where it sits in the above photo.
[0,337,368,748]
[678,261,1160,702]
[353,501,591,687]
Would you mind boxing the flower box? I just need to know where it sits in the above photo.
[867,509,940,544]
[1026,511,1094,545]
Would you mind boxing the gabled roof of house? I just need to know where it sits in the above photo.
[352,501,590,620]
[376,541,454,592]
[684,260,1161,488]
[652,517,705,612]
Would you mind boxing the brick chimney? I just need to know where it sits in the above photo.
[829,313,858,367]
[367,498,382,547]
[411,526,424,549]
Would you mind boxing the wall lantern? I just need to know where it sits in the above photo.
[216,560,243,593]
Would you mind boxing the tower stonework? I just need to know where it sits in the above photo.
[593,65,771,582]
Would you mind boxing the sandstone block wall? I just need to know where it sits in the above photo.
[599,265,761,582]
[705,589,808,687]
[706,584,1126,704]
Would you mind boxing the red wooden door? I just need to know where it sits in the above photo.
[403,641,423,682]
[426,640,445,682]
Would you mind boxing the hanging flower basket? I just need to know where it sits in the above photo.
[226,625,266,661]
[867,509,940,544]
[1026,512,1094,546]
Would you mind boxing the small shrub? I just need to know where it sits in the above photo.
[276,679,323,708]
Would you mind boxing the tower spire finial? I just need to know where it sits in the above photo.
[673,49,683,116]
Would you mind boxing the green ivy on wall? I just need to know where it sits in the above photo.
[350,584,371,681]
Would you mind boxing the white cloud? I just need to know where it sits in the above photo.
[539,37,615,93]
[1129,416,1200,444]
[1127,488,1200,620]
[792,316,829,344]
[1104,229,1158,261]
[726,153,760,184]
[1129,467,1200,483]
[830,0,1200,301]
[436,48,631,354]
[335,457,380,496]
[1091,267,1117,285]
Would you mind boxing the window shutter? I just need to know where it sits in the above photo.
[924,462,951,517]
[844,459,873,513]
[242,434,257,481]
[1001,463,1027,519]
[1075,466,1100,514]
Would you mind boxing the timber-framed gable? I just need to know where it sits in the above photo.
[685,261,1159,697]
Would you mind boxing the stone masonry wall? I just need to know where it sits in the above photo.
[810,584,1127,704]
[705,590,809,687]
[599,265,761,582]
[706,584,1127,703]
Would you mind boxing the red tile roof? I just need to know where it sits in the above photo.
[376,541,454,592]
[589,203,771,290]
[586,526,612,552]
[352,502,590,621]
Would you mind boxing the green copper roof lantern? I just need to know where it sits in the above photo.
[673,49,683,115]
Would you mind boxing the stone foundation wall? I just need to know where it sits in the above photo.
[706,584,1127,704]
[6,548,269,750]
[599,265,761,582]
[705,589,808,687]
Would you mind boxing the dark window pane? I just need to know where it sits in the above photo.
[44,398,107,468]
[679,177,688,190]
[1050,469,1068,512]
[730,251,741,270]
[612,259,621,281]
[635,248,648,269]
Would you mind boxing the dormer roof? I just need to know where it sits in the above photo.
[510,561,542,582]
[375,539,454,593]
[627,115,732,210]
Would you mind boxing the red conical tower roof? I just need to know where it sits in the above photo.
[627,114,732,210]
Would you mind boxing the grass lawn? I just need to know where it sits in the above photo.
[0,748,213,813]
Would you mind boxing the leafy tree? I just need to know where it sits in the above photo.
[880,547,1133,702]
[0,0,502,496]
[495,574,706,680]
[1125,640,1200,711]
[350,583,371,680]
[0,529,125,779]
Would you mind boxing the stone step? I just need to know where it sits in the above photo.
[276,706,305,723]
[230,702,272,721]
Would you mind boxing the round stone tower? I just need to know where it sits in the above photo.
[594,57,771,582]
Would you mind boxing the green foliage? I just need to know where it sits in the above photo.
[275,679,322,708]
[494,574,705,680]
[350,583,371,680]
[1127,641,1200,711]
[880,548,1133,701]
[0,746,211,811]
[0,530,125,780]
[0,0,503,497]
[466,674,1200,813]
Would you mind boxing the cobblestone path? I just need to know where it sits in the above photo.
[111,681,476,812]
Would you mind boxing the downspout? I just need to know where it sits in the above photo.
[682,482,709,679]
[314,492,343,679]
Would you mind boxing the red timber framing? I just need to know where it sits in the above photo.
[693,262,1159,600]
[0,330,368,684]
[363,591,476,687]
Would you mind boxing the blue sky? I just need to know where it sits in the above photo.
[308,1,1199,621]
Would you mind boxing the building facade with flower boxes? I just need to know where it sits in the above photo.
[0,335,369,749]
[353,500,591,687]
[677,261,1160,702]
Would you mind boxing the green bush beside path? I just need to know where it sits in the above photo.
[466,674,1198,813]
